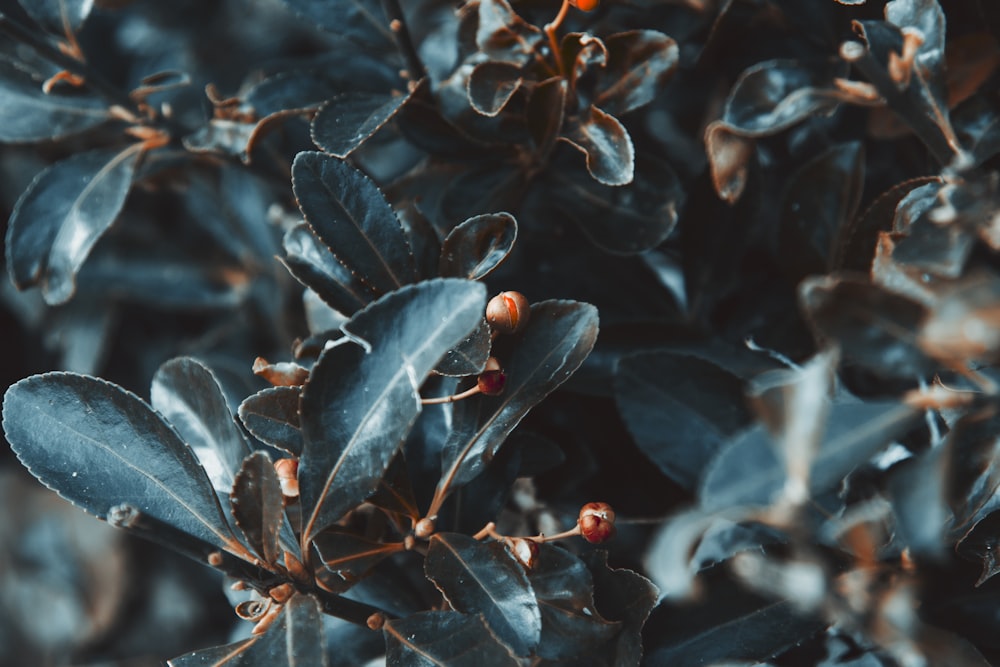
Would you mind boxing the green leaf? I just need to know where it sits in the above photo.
[299,279,486,542]
[2,373,239,553]
[425,533,541,656]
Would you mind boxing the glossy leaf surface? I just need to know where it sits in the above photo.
[439,300,598,491]
[615,351,752,490]
[238,387,303,456]
[230,451,283,565]
[292,151,418,296]
[313,529,404,592]
[434,318,492,377]
[425,533,541,656]
[467,61,522,117]
[17,0,93,35]
[438,212,517,280]
[7,145,141,304]
[281,222,375,316]
[167,593,326,667]
[0,59,108,143]
[584,551,658,667]
[151,357,251,493]
[2,373,237,552]
[299,279,486,542]
[384,611,520,666]
[311,90,412,158]
[595,30,679,116]
[563,107,635,187]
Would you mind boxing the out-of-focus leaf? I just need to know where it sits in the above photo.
[886,0,947,106]
[0,59,108,143]
[615,351,752,490]
[832,177,941,272]
[230,451,283,565]
[311,90,412,158]
[583,551,658,667]
[887,444,947,558]
[6,144,141,305]
[643,566,825,667]
[528,545,620,660]
[947,408,1000,543]
[299,279,486,542]
[946,32,1000,109]
[562,106,635,187]
[701,399,920,512]
[887,182,972,279]
[384,611,520,666]
[292,152,418,296]
[467,61,523,117]
[277,0,392,48]
[425,532,541,656]
[281,222,375,317]
[167,593,327,667]
[595,30,679,116]
[238,387,303,456]
[151,357,251,493]
[548,153,682,253]
[780,142,865,279]
[434,318,492,377]
[313,529,405,593]
[800,274,934,378]
[439,212,517,280]
[704,122,755,205]
[2,373,239,553]
[17,0,93,35]
[439,300,598,492]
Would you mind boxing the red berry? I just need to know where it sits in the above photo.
[486,291,530,334]
[578,502,616,543]
[569,0,599,10]
[477,357,507,395]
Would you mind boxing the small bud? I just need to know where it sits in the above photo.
[207,551,224,566]
[578,502,616,544]
[569,0,599,10]
[275,458,299,498]
[269,583,294,604]
[486,291,530,334]
[477,357,507,396]
[510,537,540,569]
[415,517,436,539]
[367,612,387,630]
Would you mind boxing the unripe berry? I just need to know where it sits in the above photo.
[510,537,540,569]
[274,458,299,498]
[415,517,436,539]
[486,291,530,334]
[477,357,507,396]
[569,0,599,10]
[578,502,616,543]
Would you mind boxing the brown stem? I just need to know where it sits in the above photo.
[420,384,482,405]
[544,0,570,76]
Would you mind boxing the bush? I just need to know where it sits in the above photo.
[3,0,1000,664]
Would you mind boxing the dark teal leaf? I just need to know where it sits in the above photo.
[474,0,544,65]
[779,142,865,279]
[434,318,492,377]
[615,352,752,490]
[230,451,284,565]
[528,545,620,660]
[311,90,412,158]
[365,451,419,519]
[0,59,108,142]
[467,61,522,117]
[17,0,92,35]
[384,611,520,666]
[151,357,252,493]
[281,221,375,316]
[425,533,541,656]
[886,0,948,113]
[167,593,327,667]
[439,212,517,280]
[2,373,239,553]
[439,300,598,492]
[313,528,405,592]
[238,387,303,456]
[526,76,567,157]
[595,30,679,116]
[299,279,486,542]
[292,151,418,295]
[277,0,393,48]
[6,144,141,304]
[583,551,658,667]
[700,399,920,512]
[562,106,635,187]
